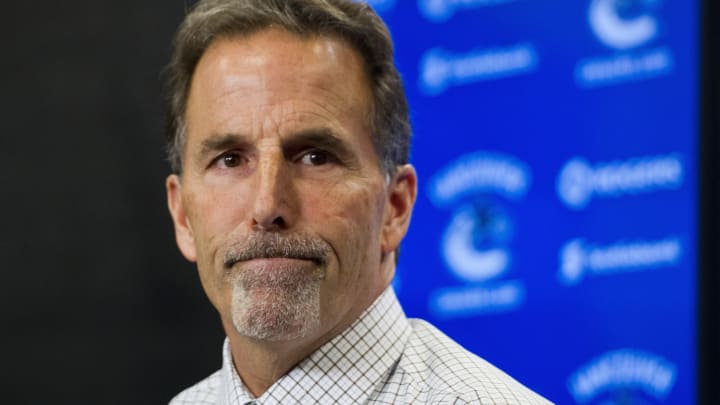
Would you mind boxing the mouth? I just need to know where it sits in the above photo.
[225,255,325,270]
[228,256,327,289]
[239,257,318,268]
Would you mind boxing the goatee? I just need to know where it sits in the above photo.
[223,233,330,341]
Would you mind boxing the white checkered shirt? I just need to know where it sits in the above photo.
[170,287,553,404]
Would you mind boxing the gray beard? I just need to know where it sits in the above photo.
[222,232,330,341]
[230,265,322,341]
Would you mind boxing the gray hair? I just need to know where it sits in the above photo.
[165,0,411,175]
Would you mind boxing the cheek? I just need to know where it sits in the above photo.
[184,187,245,314]
[185,187,246,268]
[302,181,386,271]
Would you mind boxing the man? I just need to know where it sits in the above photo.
[164,0,552,403]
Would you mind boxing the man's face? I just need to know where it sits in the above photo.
[166,29,415,343]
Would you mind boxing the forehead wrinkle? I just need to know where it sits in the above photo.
[186,30,374,160]
[265,107,349,145]
[278,81,371,137]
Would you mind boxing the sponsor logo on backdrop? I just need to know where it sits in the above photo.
[420,43,538,95]
[364,0,397,13]
[556,154,683,210]
[568,349,677,404]
[418,0,517,23]
[427,152,531,318]
[576,0,673,88]
[559,236,681,285]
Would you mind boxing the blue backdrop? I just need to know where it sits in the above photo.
[367,0,700,403]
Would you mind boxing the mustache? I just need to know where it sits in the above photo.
[223,233,331,269]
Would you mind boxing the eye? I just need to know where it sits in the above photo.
[214,151,246,168]
[299,150,331,166]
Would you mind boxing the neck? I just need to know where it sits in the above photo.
[221,299,366,397]
[222,327,312,397]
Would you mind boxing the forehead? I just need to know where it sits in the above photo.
[185,28,372,137]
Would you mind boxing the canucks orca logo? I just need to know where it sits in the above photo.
[442,200,513,283]
[589,0,660,50]
[428,152,530,318]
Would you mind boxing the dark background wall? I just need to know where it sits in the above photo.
[700,0,720,403]
[3,1,226,403]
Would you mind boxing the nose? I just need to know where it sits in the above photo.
[250,150,295,231]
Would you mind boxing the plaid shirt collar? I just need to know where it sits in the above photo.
[220,286,411,405]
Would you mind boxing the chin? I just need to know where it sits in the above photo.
[230,279,322,342]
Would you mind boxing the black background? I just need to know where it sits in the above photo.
[699,0,720,404]
[3,1,224,403]
[2,1,718,404]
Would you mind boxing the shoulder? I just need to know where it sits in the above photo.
[168,370,222,405]
[397,319,553,404]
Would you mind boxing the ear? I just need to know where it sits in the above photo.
[166,174,197,262]
[381,164,418,256]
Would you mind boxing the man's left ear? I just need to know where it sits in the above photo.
[381,164,418,255]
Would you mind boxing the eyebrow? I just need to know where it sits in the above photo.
[198,133,251,159]
[283,128,353,158]
[194,127,358,166]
